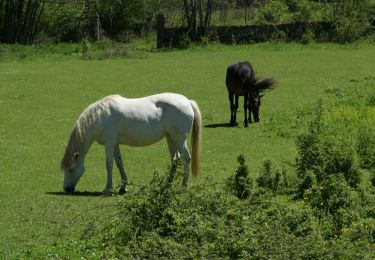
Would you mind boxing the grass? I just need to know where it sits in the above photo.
[0,42,374,258]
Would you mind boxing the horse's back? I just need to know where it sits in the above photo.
[105,93,194,146]
[115,93,193,119]
[226,61,256,96]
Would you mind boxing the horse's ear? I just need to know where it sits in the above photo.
[73,152,79,161]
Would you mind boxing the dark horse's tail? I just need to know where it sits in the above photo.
[254,77,277,92]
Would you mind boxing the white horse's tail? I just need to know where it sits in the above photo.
[190,100,202,177]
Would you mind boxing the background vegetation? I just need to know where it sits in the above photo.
[0,42,374,257]
[0,0,374,44]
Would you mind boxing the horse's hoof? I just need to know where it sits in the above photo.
[119,187,128,195]
[101,190,112,196]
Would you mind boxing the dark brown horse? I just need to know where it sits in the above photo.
[226,61,276,127]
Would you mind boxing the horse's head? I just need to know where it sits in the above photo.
[62,152,85,193]
[249,77,276,122]
[249,91,263,122]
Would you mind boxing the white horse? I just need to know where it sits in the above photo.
[61,93,202,194]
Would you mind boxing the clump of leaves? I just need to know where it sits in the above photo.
[226,154,253,199]
[356,126,375,170]
[295,99,361,197]
[256,159,289,193]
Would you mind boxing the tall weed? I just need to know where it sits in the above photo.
[226,154,253,199]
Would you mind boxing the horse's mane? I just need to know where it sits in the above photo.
[61,95,119,170]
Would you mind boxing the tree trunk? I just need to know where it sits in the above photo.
[203,0,214,34]
[0,0,44,44]
[183,0,198,40]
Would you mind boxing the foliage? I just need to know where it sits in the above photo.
[39,1,84,43]
[171,33,190,49]
[259,0,289,24]
[303,174,359,214]
[73,159,375,258]
[0,41,146,61]
[295,99,362,199]
[226,154,253,199]
[256,159,289,193]
[331,0,373,43]
[301,29,315,44]
[357,126,375,169]
[0,0,44,44]
[96,0,152,41]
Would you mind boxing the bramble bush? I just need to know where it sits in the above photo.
[225,154,253,199]
[73,154,375,258]
[256,159,289,194]
[295,98,361,194]
[357,126,375,170]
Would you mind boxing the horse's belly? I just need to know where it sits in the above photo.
[227,84,247,96]
[118,124,165,147]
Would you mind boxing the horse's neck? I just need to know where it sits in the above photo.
[81,129,95,158]
[74,124,94,160]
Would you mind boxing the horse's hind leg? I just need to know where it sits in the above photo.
[114,145,128,195]
[167,135,191,186]
[243,94,249,127]
[234,95,239,125]
[179,141,191,187]
[167,135,179,183]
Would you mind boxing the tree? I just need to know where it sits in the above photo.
[183,0,215,40]
[0,0,45,44]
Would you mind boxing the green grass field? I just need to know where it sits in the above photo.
[0,43,374,257]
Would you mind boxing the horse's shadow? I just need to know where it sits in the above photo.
[204,122,236,128]
[45,191,104,197]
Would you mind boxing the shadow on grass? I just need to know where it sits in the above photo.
[204,122,236,128]
[45,191,104,197]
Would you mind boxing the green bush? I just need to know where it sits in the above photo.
[332,0,373,43]
[171,33,190,49]
[334,16,371,43]
[295,99,361,189]
[259,0,289,24]
[256,160,289,193]
[71,156,375,258]
[226,154,253,199]
[295,99,324,179]
[301,29,315,44]
[303,174,358,215]
[357,126,375,169]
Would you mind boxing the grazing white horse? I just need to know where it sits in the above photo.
[61,93,202,194]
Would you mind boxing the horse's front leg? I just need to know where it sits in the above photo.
[103,143,115,194]
[114,145,128,195]
[243,94,249,127]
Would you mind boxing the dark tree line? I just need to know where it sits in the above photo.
[0,0,373,44]
[0,0,45,44]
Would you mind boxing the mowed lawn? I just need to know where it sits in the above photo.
[0,43,374,257]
